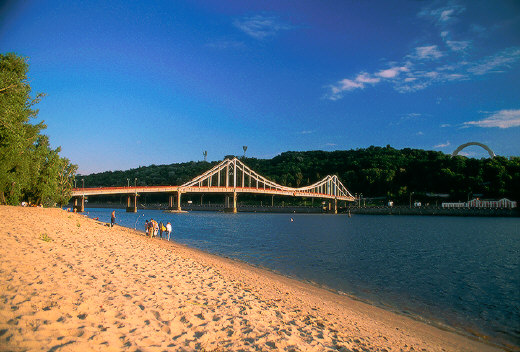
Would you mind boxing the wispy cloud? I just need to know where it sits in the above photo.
[234,15,292,40]
[446,40,471,52]
[414,45,443,60]
[463,109,520,128]
[389,113,423,126]
[298,130,315,135]
[419,4,466,25]
[327,73,380,100]
[324,1,520,100]
[377,66,409,78]
[434,141,451,148]
[467,47,520,75]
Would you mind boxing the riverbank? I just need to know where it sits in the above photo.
[348,206,519,217]
[0,206,504,351]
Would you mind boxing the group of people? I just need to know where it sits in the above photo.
[145,219,172,240]
[108,211,172,241]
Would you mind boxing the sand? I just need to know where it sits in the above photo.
[0,206,502,351]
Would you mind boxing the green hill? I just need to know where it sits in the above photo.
[79,146,520,205]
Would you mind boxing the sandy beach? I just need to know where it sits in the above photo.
[0,206,502,351]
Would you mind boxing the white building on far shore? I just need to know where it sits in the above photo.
[442,198,517,209]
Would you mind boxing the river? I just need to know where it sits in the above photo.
[81,208,519,349]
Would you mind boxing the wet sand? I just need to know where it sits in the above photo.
[0,206,502,351]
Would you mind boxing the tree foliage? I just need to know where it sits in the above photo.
[80,146,520,204]
[0,53,77,206]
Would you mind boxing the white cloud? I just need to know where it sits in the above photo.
[463,109,520,128]
[377,66,408,78]
[234,15,292,40]
[324,1,519,100]
[467,47,520,75]
[416,131,424,136]
[440,123,451,128]
[419,4,465,25]
[434,141,451,148]
[339,78,364,90]
[446,40,471,52]
[326,73,379,99]
[355,72,380,84]
[414,45,443,60]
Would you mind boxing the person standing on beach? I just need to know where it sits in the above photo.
[159,222,164,239]
[145,220,149,236]
[111,210,116,227]
[153,220,159,238]
[166,222,172,241]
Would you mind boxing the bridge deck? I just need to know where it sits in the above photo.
[71,186,354,201]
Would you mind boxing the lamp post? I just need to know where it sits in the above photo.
[243,146,248,159]
[82,179,85,205]
[127,178,130,188]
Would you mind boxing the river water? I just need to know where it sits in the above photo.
[82,208,519,348]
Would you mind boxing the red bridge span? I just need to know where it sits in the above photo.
[71,158,355,213]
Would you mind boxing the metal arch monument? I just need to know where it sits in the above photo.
[452,142,496,158]
[70,157,356,213]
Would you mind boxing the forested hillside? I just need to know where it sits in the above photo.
[80,146,520,204]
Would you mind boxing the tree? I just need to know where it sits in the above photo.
[0,53,77,206]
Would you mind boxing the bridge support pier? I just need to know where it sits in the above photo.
[324,199,337,214]
[177,192,182,211]
[168,194,175,209]
[126,194,138,212]
[224,192,237,213]
[73,196,85,213]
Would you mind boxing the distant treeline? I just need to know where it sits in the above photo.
[80,146,519,205]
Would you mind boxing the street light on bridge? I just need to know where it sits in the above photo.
[127,178,130,188]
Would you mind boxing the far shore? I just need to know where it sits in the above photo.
[0,205,505,351]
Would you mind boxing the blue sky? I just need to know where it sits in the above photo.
[1,0,519,174]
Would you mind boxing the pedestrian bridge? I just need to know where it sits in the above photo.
[71,158,355,213]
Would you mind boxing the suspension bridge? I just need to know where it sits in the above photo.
[71,158,355,213]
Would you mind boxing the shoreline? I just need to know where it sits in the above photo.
[0,206,507,351]
[75,203,519,217]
